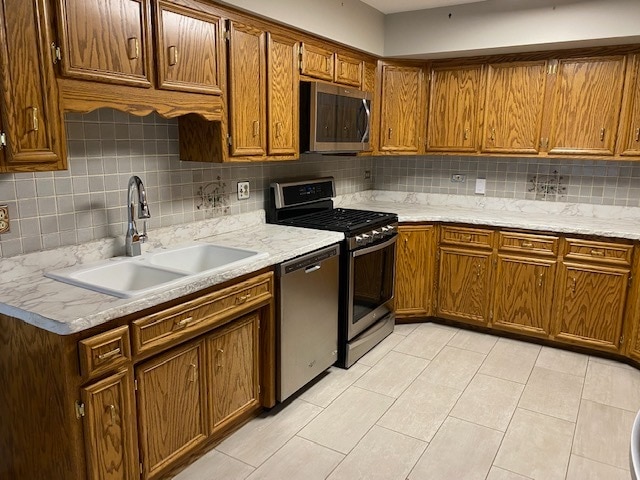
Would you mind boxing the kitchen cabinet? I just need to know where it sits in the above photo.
[427,64,483,153]
[0,0,66,173]
[361,60,378,154]
[155,0,223,95]
[481,61,548,154]
[136,340,208,480]
[334,53,363,87]
[492,232,558,337]
[80,369,138,480]
[437,226,495,325]
[379,63,425,154]
[300,42,364,88]
[54,0,153,87]
[553,238,632,352]
[618,54,640,157]
[395,225,436,318]
[208,313,259,432]
[546,56,626,156]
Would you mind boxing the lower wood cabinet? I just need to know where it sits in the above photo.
[395,225,435,317]
[136,340,208,480]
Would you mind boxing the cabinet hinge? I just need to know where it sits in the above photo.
[139,462,143,477]
[227,135,232,146]
[547,63,557,75]
[540,137,549,149]
[0,132,6,148]
[75,401,85,419]
[51,42,62,64]
[620,333,625,346]
[224,30,230,41]
[629,275,633,287]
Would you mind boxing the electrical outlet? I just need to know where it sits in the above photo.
[451,174,466,183]
[0,205,9,234]
[237,181,250,200]
[364,170,371,179]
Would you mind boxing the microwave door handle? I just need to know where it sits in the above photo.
[360,99,371,143]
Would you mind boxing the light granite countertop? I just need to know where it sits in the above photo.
[0,210,343,335]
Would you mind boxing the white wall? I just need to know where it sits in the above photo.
[218,0,385,55]
[384,0,640,58]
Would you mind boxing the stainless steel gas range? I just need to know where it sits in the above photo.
[268,177,397,368]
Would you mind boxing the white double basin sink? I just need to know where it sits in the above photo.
[45,243,269,298]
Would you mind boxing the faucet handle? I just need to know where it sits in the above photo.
[139,220,148,244]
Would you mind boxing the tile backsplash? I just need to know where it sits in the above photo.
[2,108,640,258]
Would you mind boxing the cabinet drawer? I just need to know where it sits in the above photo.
[79,325,131,378]
[441,226,494,248]
[564,239,633,266]
[131,272,273,355]
[499,232,559,256]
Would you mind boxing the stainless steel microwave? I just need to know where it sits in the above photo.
[300,81,371,153]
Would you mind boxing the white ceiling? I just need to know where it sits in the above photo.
[360,0,488,14]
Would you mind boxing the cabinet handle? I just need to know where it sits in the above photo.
[388,127,392,139]
[190,363,198,383]
[176,316,195,328]
[97,347,121,361]
[462,234,472,242]
[30,107,39,132]
[127,37,139,60]
[600,128,605,141]
[571,277,577,293]
[168,45,178,66]
[475,263,481,279]
[253,120,260,137]
[635,127,640,142]
[107,404,116,425]
[521,241,534,248]
[538,272,544,287]
[464,129,469,141]
[325,56,329,73]
[235,293,252,304]
[216,349,224,369]
[590,249,605,257]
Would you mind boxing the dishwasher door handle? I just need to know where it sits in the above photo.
[305,265,321,274]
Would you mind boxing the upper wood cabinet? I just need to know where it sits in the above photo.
[154,1,223,95]
[379,63,425,154]
[546,56,626,156]
[54,0,153,87]
[300,42,364,88]
[481,61,548,154]
[335,53,363,87]
[0,0,67,173]
[266,32,299,156]
[618,54,640,157]
[395,225,435,318]
[427,64,483,152]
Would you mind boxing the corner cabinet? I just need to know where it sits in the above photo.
[0,0,66,172]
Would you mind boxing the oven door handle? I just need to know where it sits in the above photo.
[351,235,397,258]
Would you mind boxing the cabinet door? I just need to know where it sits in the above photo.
[266,32,298,156]
[437,247,493,324]
[553,262,628,351]
[81,369,138,480]
[547,56,625,156]
[395,225,435,317]
[0,0,66,172]
[300,42,333,81]
[493,256,555,337]
[618,54,640,157]
[56,0,152,87]
[427,65,482,152]
[380,64,424,153]
[136,340,207,480]
[155,0,222,94]
[482,61,547,154]
[335,53,363,87]
[208,314,260,433]
[227,21,266,157]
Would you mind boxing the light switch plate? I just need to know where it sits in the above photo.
[0,205,9,234]
[237,181,250,200]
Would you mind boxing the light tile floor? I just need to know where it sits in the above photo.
[173,322,640,480]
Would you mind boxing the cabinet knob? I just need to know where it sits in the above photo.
[388,127,392,140]
[127,37,140,60]
[635,127,640,142]
[29,107,39,132]
[168,45,178,66]
[599,128,606,142]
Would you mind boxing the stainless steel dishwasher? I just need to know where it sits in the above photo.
[277,244,340,401]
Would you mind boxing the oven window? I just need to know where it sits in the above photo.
[351,241,395,324]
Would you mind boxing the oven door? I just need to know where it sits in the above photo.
[347,234,397,340]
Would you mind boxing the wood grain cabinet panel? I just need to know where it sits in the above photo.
[266,32,298,156]
[136,340,208,480]
[81,369,139,480]
[395,225,435,318]
[227,21,266,157]
[427,65,483,152]
[547,56,625,156]
[380,64,424,153]
[154,0,222,95]
[618,54,640,157]
[335,53,363,87]
[0,0,66,172]
[55,0,152,87]
[481,61,547,154]
[207,313,260,433]
[300,42,333,81]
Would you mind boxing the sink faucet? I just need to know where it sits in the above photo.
[125,175,151,256]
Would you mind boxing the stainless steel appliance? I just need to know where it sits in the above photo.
[269,177,398,368]
[300,81,371,153]
[278,244,340,401]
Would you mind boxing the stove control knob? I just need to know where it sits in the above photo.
[359,234,371,245]
[386,224,395,232]
[381,226,390,233]
[372,230,381,239]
